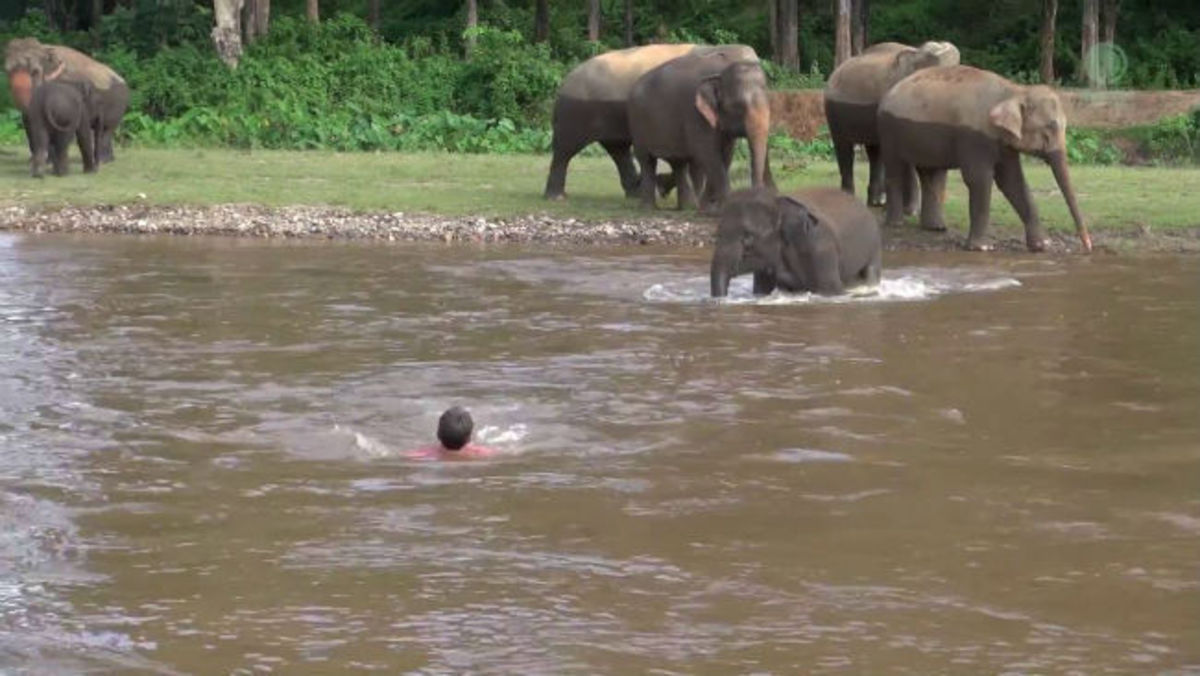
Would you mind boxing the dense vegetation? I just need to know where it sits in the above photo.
[2,1,1199,162]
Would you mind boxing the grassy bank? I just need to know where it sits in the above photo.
[3,146,1200,235]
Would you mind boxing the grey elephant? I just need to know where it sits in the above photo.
[543,43,758,200]
[5,37,129,163]
[711,187,882,297]
[27,79,98,177]
[878,65,1092,252]
[629,53,772,211]
[824,41,959,207]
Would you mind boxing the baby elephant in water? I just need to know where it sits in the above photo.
[710,187,881,297]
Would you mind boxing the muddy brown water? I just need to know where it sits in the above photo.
[1,233,1197,673]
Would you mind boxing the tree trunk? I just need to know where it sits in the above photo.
[780,0,799,71]
[368,0,380,33]
[587,0,601,42]
[834,0,852,66]
[465,0,477,56]
[241,0,269,44]
[534,0,549,43]
[1039,0,1057,84]
[851,0,868,54]
[768,0,779,64]
[624,0,633,46]
[1100,0,1118,44]
[305,0,318,23]
[1081,0,1099,88]
[212,0,246,68]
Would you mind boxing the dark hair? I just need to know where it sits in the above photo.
[436,406,473,450]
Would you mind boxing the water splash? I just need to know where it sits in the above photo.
[644,267,1021,304]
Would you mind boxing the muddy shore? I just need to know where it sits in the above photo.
[2,203,1198,254]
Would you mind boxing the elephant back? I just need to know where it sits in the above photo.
[826,41,958,106]
[880,65,1017,132]
[5,38,124,92]
[558,43,697,102]
[47,44,125,90]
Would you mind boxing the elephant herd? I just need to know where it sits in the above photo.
[4,36,1092,299]
[4,37,129,178]
[546,40,1093,298]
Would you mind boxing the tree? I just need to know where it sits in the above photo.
[768,0,778,63]
[305,0,318,23]
[368,0,379,33]
[778,0,799,71]
[851,0,869,54]
[1039,0,1057,83]
[624,0,634,47]
[242,0,270,45]
[212,0,245,67]
[1100,0,1119,44]
[1081,0,1100,87]
[534,0,549,43]
[587,0,601,42]
[835,0,852,66]
[465,0,477,56]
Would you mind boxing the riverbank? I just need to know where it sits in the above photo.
[3,147,1199,252]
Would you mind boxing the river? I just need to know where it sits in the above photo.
[1,233,1197,673]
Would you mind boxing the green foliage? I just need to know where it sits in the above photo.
[1066,128,1124,165]
[0,108,24,145]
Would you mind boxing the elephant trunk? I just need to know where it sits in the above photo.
[710,244,741,297]
[8,69,33,111]
[1047,150,1092,253]
[745,99,770,189]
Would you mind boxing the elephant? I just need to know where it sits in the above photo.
[824,41,959,208]
[877,65,1093,253]
[5,37,129,164]
[542,43,758,200]
[710,187,882,298]
[26,79,98,177]
[629,53,772,211]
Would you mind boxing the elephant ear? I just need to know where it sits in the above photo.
[989,97,1024,144]
[776,197,817,243]
[694,77,721,129]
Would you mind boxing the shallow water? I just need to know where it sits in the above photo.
[1,233,1198,673]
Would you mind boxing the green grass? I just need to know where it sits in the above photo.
[2,145,1199,233]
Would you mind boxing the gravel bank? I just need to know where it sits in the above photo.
[2,203,1197,254]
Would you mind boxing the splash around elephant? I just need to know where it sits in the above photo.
[542,43,758,201]
[710,187,881,298]
[629,53,772,211]
[27,79,98,177]
[878,65,1092,253]
[824,41,959,207]
[5,37,129,164]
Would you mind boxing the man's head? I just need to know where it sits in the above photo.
[437,406,474,450]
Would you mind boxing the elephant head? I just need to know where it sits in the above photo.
[694,61,771,190]
[711,189,799,297]
[894,41,960,80]
[5,38,63,111]
[988,85,1092,251]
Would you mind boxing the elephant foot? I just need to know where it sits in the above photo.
[867,195,885,207]
[964,238,993,252]
[883,217,905,228]
[1026,237,1048,253]
[544,192,566,202]
[920,221,948,232]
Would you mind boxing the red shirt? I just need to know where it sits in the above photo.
[405,443,497,461]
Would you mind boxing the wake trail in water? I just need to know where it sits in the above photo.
[335,423,529,459]
[643,266,1021,304]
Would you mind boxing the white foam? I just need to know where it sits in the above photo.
[644,267,1021,305]
[476,423,528,445]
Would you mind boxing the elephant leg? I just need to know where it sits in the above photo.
[28,121,49,178]
[752,271,776,296]
[994,153,1045,251]
[77,124,97,173]
[98,124,115,164]
[834,139,855,195]
[543,135,587,200]
[636,150,658,209]
[961,163,996,251]
[882,154,908,228]
[688,162,706,203]
[601,141,640,198]
[51,131,71,176]
[668,160,697,210]
[695,141,730,212]
[863,248,882,286]
[865,144,885,206]
[917,168,948,231]
[22,112,34,157]
[902,164,920,217]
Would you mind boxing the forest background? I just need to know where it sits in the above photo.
[2,0,1199,163]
